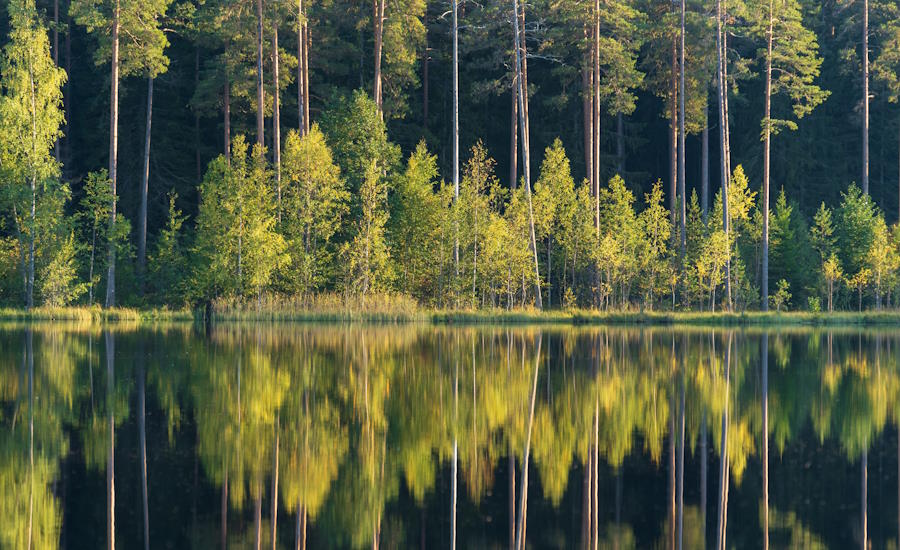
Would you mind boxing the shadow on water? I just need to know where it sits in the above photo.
[2,323,900,548]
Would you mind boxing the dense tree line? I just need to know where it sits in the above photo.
[2,0,900,312]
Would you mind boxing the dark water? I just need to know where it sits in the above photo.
[2,323,900,549]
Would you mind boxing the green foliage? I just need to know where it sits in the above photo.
[148,192,188,306]
[771,278,791,312]
[342,161,391,295]
[40,232,87,307]
[280,125,349,295]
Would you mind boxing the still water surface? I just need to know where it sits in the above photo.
[2,323,899,548]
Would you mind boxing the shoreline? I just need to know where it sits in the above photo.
[3,306,900,327]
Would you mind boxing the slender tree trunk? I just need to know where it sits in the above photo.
[716,334,731,550]
[195,48,201,183]
[137,76,153,294]
[593,0,601,232]
[669,30,678,226]
[297,0,305,133]
[105,0,120,308]
[717,0,732,309]
[256,0,265,146]
[676,369,685,550]
[451,358,458,549]
[373,0,386,114]
[303,23,310,133]
[762,334,769,550]
[701,413,707,547]
[512,0,543,310]
[509,450,516,550]
[514,336,542,550]
[762,0,773,311]
[862,0,869,195]
[583,45,593,194]
[452,0,459,282]
[617,112,625,175]
[702,105,709,224]
[139,357,149,550]
[423,26,429,129]
[862,449,868,550]
[224,77,231,161]
[53,0,60,163]
[273,23,282,220]
[678,0,687,264]
[271,415,280,550]
[511,74,518,190]
[106,331,116,550]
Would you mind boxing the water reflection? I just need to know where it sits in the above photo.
[2,325,900,547]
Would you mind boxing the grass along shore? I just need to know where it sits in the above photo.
[4,296,900,326]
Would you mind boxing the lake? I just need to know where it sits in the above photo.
[1,323,898,548]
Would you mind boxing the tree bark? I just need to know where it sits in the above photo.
[512,0,543,309]
[678,0,687,264]
[303,23,310,133]
[273,23,282,220]
[105,0,120,308]
[224,77,231,161]
[423,24,429,129]
[373,0,386,114]
[762,0,773,311]
[669,29,678,226]
[702,105,709,224]
[762,335,769,550]
[137,76,153,294]
[256,0,265,146]
[452,0,459,280]
[617,112,625,176]
[583,43,593,194]
[53,0,60,163]
[593,0,601,233]
[511,74,518,190]
[297,0,305,133]
[717,0,732,309]
[862,0,869,195]
[195,48,201,183]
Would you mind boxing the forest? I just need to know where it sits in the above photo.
[2,0,900,313]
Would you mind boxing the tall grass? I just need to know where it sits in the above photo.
[209,292,426,322]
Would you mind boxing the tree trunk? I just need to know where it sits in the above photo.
[514,336,542,550]
[137,76,153,294]
[373,0,386,114]
[195,48,202,183]
[303,23,310,133]
[105,0,120,308]
[762,335,769,550]
[669,30,678,226]
[256,0,265,146]
[423,24,429,129]
[678,0,687,264]
[762,0,773,311]
[511,74,518,190]
[297,0,305,133]
[512,0,543,310]
[717,0,732,310]
[273,23,282,220]
[862,0,869,195]
[451,358,458,549]
[716,334,731,550]
[225,77,231,161]
[676,370,685,550]
[106,331,116,550]
[452,0,459,281]
[139,356,149,550]
[702,105,709,224]
[593,0,601,233]
[617,112,625,176]
[583,45,593,194]
[862,450,867,550]
[53,0,60,163]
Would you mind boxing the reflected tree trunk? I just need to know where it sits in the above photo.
[271,413,280,550]
[676,367,685,550]
[716,333,732,550]
[106,331,116,550]
[26,330,34,550]
[514,335,542,550]
[139,353,149,550]
[451,356,458,550]
[509,447,515,550]
[701,413,707,548]
[862,449,867,550]
[762,334,769,550]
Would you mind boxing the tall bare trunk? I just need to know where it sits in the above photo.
[195,48,202,182]
[511,74,518,190]
[617,112,625,175]
[225,77,231,161]
[303,24,310,133]
[762,335,769,550]
[106,331,116,550]
[512,0,543,310]
[27,53,37,311]
[762,0,773,311]
[452,0,459,281]
[862,0,869,195]
[53,0,60,163]
[423,25,429,129]
[669,31,678,226]
[678,0,687,264]
[702,105,709,224]
[273,23,282,220]
[373,0,386,114]
[297,0,305,133]
[583,45,593,193]
[514,336,542,550]
[139,356,149,550]
[717,0,732,309]
[593,0,601,233]
[137,76,153,293]
[105,0,120,308]
[256,0,265,145]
